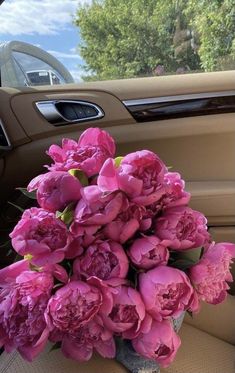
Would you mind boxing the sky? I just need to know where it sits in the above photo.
[0,0,89,81]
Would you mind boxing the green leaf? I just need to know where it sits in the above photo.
[171,258,196,271]
[13,254,22,263]
[49,342,62,353]
[186,310,193,318]
[53,283,63,290]
[57,203,75,225]
[56,211,62,219]
[0,239,11,248]
[8,201,24,213]
[199,247,204,259]
[114,156,123,167]
[16,187,37,200]
[68,169,88,186]
[178,247,202,263]
[6,248,13,257]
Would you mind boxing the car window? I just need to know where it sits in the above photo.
[12,51,66,86]
[0,0,234,85]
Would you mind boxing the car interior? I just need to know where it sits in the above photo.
[0,69,235,372]
[0,0,235,373]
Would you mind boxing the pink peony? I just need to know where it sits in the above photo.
[103,199,151,244]
[139,266,197,321]
[47,128,115,177]
[132,319,181,368]
[45,278,113,337]
[0,260,69,286]
[98,150,167,205]
[142,172,190,220]
[0,260,29,286]
[27,171,82,213]
[70,186,124,236]
[155,206,209,250]
[73,240,129,280]
[46,282,101,333]
[0,267,53,361]
[10,208,72,266]
[102,285,145,339]
[128,236,169,269]
[43,263,69,284]
[159,172,191,210]
[61,316,115,362]
[78,127,115,156]
[189,242,235,304]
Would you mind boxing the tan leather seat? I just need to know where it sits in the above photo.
[1,326,234,373]
[1,297,234,373]
[184,294,235,345]
[162,323,235,373]
[163,295,235,373]
[0,347,128,373]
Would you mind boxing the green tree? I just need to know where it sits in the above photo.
[75,0,200,80]
[185,0,235,71]
[75,0,235,80]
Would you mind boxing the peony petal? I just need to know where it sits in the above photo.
[94,337,116,358]
[27,174,46,192]
[18,328,50,362]
[78,128,115,156]
[47,144,65,163]
[62,336,93,361]
[0,260,29,286]
[98,158,119,192]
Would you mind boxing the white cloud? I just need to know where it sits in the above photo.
[70,47,77,54]
[47,49,82,61]
[70,68,85,82]
[0,0,90,36]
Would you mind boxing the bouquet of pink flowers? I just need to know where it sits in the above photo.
[1,128,234,370]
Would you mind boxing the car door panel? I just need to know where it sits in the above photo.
[10,90,135,140]
[0,71,234,231]
[0,67,235,373]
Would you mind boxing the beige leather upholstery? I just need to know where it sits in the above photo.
[0,345,128,373]
[162,323,235,373]
[1,322,234,373]
[1,297,234,373]
[1,71,235,212]
[185,295,235,345]
[163,295,235,373]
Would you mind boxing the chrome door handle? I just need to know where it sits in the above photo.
[35,100,104,126]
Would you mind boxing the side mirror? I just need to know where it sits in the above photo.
[0,41,74,87]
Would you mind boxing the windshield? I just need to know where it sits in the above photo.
[0,0,235,86]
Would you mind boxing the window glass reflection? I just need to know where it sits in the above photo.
[12,51,65,86]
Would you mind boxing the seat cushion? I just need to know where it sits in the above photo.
[162,323,235,373]
[0,323,234,373]
[0,346,128,373]
[184,295,235,345]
